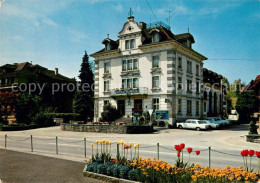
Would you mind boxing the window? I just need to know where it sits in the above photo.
[122,79,127,89]
[106,43,110,51]
[187,100,192,114]
[133,59,138,70]
[104,80,110,91]
[187,79,192,92]
[130,39,135,49]
[122,60,127,71]
[152,76,159,88]
[133,78,138,88]
[196,81,200,93]
[127,59,133,70]
[153,33,159,42]
[125,40,130,49]
[0,79,1,86]
[187,60,192,73]
[178,99,182,113]
[196,101,199,115]
[152,55,159,67]
[152,98,160,110]
[104,100,109,106]
[204,102,206,113]
[127,79,132,88]
[5,78,8,85]
[104,62,110,73]
[196,65,199,76]
[178,77,182,90]
[178,57,182,69]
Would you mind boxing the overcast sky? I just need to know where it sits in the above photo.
[0,0,259,83]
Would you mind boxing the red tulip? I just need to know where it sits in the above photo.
[124,146,130,149]
[180,143,185,149]
[174,145,182,152]
[195,150,200,155]
[187,147,193,153]
[241,149,249,157]
[177,152,181,157]
[256,151,260,158]
[249,150,255,156]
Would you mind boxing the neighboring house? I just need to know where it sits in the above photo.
[242,74,260,115]
[0,62,76,112]
[90,14,210,124]
[202,68,225,117]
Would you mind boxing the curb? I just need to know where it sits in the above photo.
[83,165,140,183]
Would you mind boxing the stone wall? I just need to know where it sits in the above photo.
[60,124,153,134]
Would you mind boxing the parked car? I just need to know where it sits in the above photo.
[177,119,210,131]
[217,117,231,125]
[204,119,220,129]
[206,117,226,126]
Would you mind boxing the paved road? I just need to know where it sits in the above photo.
[0,149,103,183]
[0,124,259,169]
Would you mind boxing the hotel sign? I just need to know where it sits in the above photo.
[115,88,140,94]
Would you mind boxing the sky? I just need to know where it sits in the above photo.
[0,0,259,84]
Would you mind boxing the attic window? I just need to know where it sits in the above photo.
[152,33,160,43]
[127,26,133,31]
[106,43,110,50]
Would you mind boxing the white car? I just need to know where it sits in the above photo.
[177,119,210,131]
[204,119,220,128]
[206,117,226,126]
[217,117,231,125]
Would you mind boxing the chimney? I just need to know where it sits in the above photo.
[55,68,58,75]
[139,22,147,30]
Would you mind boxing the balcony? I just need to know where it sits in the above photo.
[111,87,148,97]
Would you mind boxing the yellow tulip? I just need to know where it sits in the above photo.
[117,140,120,145]
[91,143,94,147]
[96,140,99,144]
[129,142,133,147]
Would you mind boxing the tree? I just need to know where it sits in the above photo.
[74,51,94,122]
[0,91,18,123]
[15,93,41,125]
[236,91,258,123]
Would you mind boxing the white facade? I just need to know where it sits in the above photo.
[91,16,208,124]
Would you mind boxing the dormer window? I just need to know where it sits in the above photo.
[106,43,110,50]
[152,33,160,43]
[125,39,135,50]
[127,26,133,31]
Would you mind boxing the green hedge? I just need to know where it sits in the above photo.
[45,113,80,123]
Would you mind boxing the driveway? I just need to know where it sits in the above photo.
[0,149,102,183]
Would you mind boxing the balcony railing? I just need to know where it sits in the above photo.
[111,87,148,96]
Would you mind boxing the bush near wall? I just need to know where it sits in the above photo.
[45,113,80,123]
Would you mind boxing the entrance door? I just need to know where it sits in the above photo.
[134,99,143,113]
[117,100,125,116]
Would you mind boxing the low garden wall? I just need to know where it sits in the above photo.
[245,134,260,143]
[0,124,38,131]
[60,123,153,134]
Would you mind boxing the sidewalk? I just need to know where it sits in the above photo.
[0,149,103,183]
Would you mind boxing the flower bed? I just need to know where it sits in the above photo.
[84,140,260,183]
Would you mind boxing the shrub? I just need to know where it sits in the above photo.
[15,93,41,124]
[32,113,55,127]
[128,169,138,181]
[119,165,131,179]
[99,103,120,122]
[112,164,121,178]
[97,164,107,175]
[249,120,258,134]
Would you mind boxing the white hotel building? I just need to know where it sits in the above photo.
[90,15,209,124]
